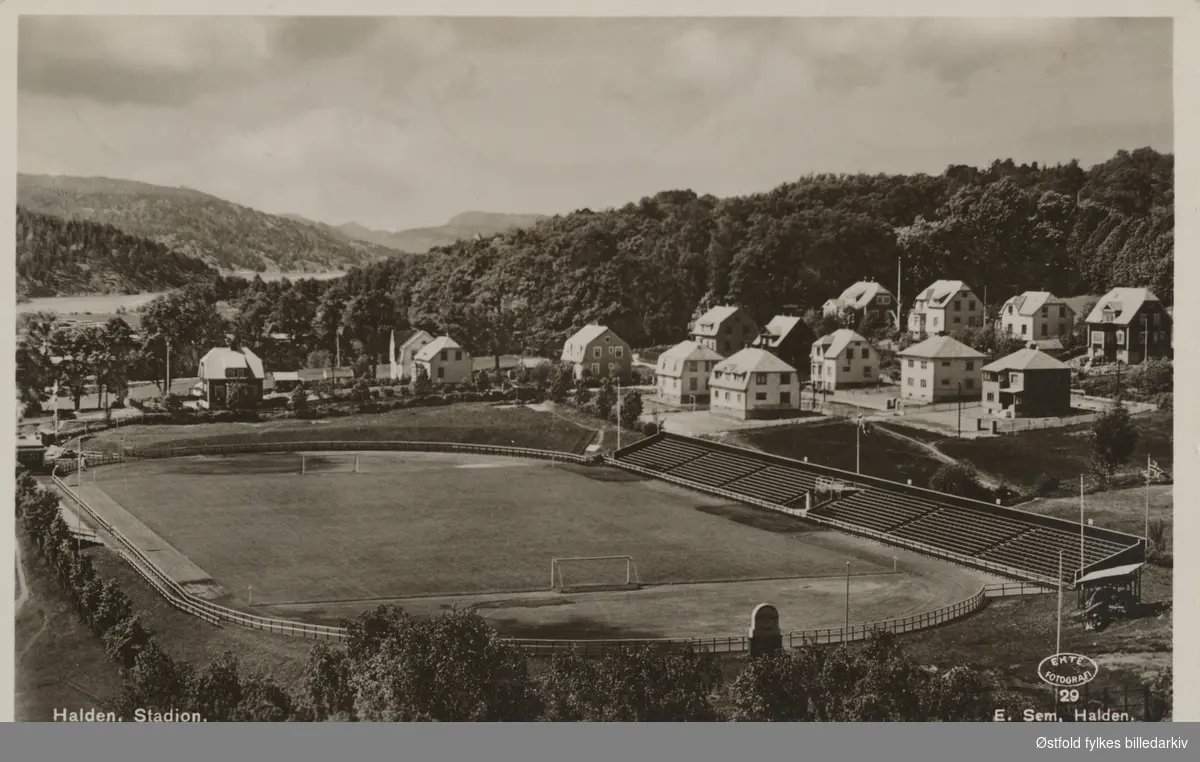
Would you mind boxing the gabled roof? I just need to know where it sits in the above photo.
[658,340,724,365]
[898,335,985,360]
[1085,288,1162,325]
[415,335,464,361]
[199,347,264,379]
[915,280,972,307]
[710,348,797,389]
[398,329,434,351]
[564,324,620,348]
[812,329,870,359]
[982,347,1068,373]
[691,305,745,336]
[1003,291,1067,317]
[755,315,808,348]
[837,281,893,309]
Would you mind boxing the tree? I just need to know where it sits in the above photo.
[596,378,616,420]
[118,640,195,716]
[300,642,357,721]
[190,651,245,722]
[727,647,822,721]
[103,614,152,669]
[351,378,373,404]
[538,645,719,721]
[342,606,541,722]
[290,383,310,414]
[547,363,573,403]
[475,369,492,392]
[226,382,259,411]
[928,463,990,501]
[619,390,643,430]
[1090,401,1138,480]
[412,364,432,396]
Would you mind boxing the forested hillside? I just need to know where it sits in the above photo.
[19,148,1173,387]
[335,212,550,253]
[16,207,218,298]
[396,147,1173,353]
[16,174,403,272]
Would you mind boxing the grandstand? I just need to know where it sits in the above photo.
[612,433,1144,586]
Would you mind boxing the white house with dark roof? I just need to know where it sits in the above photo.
[655,340,724,405]
[197,346,265,409]
[907,280,982,339]
[981,344,1072,418]
[708,348,800,419]
[822,281,896,324]
[898,335,984,403]
[998,291,1075,344]
[810,329,880,392]
[393,329,435,381]
[561,324,631,381]
[1084,287,1172,365]
[690,305,759,356]
[414,336,472,385]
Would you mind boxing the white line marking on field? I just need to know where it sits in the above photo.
[457,462,539,469]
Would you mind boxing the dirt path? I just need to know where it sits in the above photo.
[15,536,30,616]
[872,419,1003,489]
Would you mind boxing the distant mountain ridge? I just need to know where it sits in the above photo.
[17,174,403,273]
[331,211,549,253]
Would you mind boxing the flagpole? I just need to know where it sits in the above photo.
[617,376,624,449]
[1056,550,1063,654]
[856,415,862,474]
[1144,454,1151,542]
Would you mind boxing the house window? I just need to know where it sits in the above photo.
[1006,305,1014,315]
[780,392,791,404]
[920,379,927,388]
[932,316,940,327]
[920,360,928,370]
[968,301,976,311]
[1059,306,1066,317]
[455,351,462,361]
[941,378,950,386]
[1154,313,1161,326]
[842,366,851,373]
[954,301,961,311]
[879,296,891,305]
[689,377,698,391]
[1040,325,1048,337]
[941,361,950,368]
[1041,307,1048,317]
[907,359,914,368]
[965,361,974,371]
[986,392,994,402]
[861,347,869,359]
[863,366,872,377]
[593,347,601,359]
[608,346,614,356]
[437,367,445,379]
[755,392,767,401]
[724,392,730,401]
[756,373,767,385]
[1116,331,1125,346]
[965,378,975,390]
[907,377,914,386]
[780,373,790,384]
[227,368,248,379]
[591,363,600,375]
[688,361,697,372]
[440,350,448,361]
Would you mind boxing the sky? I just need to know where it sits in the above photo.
[17,16,1173,231]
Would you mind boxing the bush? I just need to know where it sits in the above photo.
[640,421,662,436]
[928,463,990,502]
[1033,472,1059,497]
[383,388,395,398]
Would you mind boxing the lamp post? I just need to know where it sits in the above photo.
[957,381,963,438]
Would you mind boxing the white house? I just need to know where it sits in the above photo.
[413,336,473,386]
[810,329,879,391]
[907,280,983,339]
[822,281,896,325]
[560,324,632,382]
[392,329,435,381]
[708,348,800,420]
[197,346,265,410]
[654,340,724,405]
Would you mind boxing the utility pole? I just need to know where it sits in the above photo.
[1080,475,1085,570]
[1143,314,1150,367]
[895,256,902,330]
[957,381,963,438]
[844,562,851,638]
[165,340,171,399]
[1056,550,1063,654]
[617,376,622,452]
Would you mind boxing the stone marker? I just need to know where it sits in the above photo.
[749,603,782,657]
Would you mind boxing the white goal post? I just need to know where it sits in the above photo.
[550,556,641,592]
[300,453,360,475]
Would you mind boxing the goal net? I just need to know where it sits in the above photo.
[300,453,361,475]
[550,556,641,592]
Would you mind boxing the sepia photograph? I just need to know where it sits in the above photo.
[9,12,1176,724]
